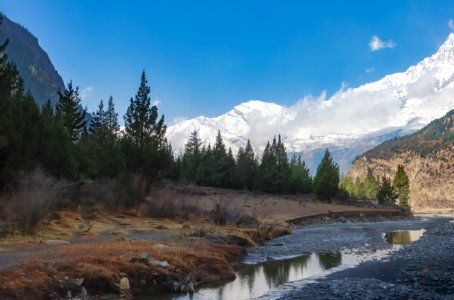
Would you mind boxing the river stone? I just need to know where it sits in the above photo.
[153,243,169,251]
[120,277,130,290]
[81,286,87,296]
[139,252,149,260]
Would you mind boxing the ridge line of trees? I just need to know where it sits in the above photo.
[0,17,410,206]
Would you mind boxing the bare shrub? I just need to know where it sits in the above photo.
[13,169,68,235]
[147,189,201,219]
[79,179,125,210]
[129,174,148,200]
[210,199,242,226]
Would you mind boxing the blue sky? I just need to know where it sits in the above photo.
[2,0,454,123]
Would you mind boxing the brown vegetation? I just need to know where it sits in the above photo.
[0,184,404,299]
[0,240,243,299]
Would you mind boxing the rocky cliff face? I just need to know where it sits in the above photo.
[349,111,454,212]
[349,150,453,212]
[0,14,65,106]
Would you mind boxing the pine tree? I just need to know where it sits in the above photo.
[256,141,279,193]
[122,70,170,183]
[274,135,290,193]
[81,97,125,178]
[37,101,77,179]
[235,140,257,190]
[56,81,86,140]
[224,147,236,188]
[377,176,398,204]
[196,144,215,186]
[363,168,379,199]
[0,39,44,184]
[124,70,165,151]
[211,130,231,187]
[288,155,312,194]
[393,165,410,208]
[106,96,119,133]
[181,130,202,181]
[313,148,340,200]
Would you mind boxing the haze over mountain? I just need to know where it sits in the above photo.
[167,34,454,173]
[0,14,64,106]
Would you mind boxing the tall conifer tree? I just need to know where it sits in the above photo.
[393,165,410,208]
[313,148,340,200]
[56,81,86,140]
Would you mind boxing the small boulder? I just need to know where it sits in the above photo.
[120,277,130,290]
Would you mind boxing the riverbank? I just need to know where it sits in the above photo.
[0,185,405,299]
[257,215,454,299]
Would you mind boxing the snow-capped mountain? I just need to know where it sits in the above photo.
[167,33,454,173]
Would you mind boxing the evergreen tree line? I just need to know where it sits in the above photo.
[340,165,410,207]
[174,130,341,199]
[0,23,409,206]
[0,32,172,199]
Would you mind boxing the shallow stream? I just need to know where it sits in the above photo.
[150,228,425,300]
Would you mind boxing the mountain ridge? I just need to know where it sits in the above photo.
[348,110,453,212]
[0,14,65,106]
[167,34,454,173]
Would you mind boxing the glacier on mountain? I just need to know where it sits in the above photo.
[166,34,454,173]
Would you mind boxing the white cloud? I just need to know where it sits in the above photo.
[369,35,395,51]
[79,86,94,100]
[170,116,187,125]
[152,99,161,106]
[366,67,375,73]
[449,19,454,30]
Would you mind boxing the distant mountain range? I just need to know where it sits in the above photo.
[167,34,454,173]
[349,110,453,212]
[0,14,65,106]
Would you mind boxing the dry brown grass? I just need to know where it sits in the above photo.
[0,240,242,299]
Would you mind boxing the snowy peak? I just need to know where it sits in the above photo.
[430,33,454,63]
[167,33,454,173]
[231,100,284,117]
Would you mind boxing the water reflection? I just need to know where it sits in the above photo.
[318,252,342,269]
[150,251,356,300]
[385,229,425,246]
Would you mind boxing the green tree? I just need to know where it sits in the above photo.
[256,141,279,193]
[273,135,290,193]
[377,176,398,204]
[122,70,171,183]
[288,155,312,194]
[37,101,77,179]
[393,165,410,208]
[225,147,236,188]
[196,144,215,186]
[235,140,257,190]
[313,148,340,200]
[210,131,232,187]
[81,98,125,178]
[56,81,86,140]
[181,130,202,181]
[0,36,46,185]
[363,168,379,199]
[340,175,355,197]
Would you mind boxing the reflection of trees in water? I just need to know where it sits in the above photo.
[262,255,309,288]
[236,264,257,294]
[318,252,342,270]
[385,231,411,245]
